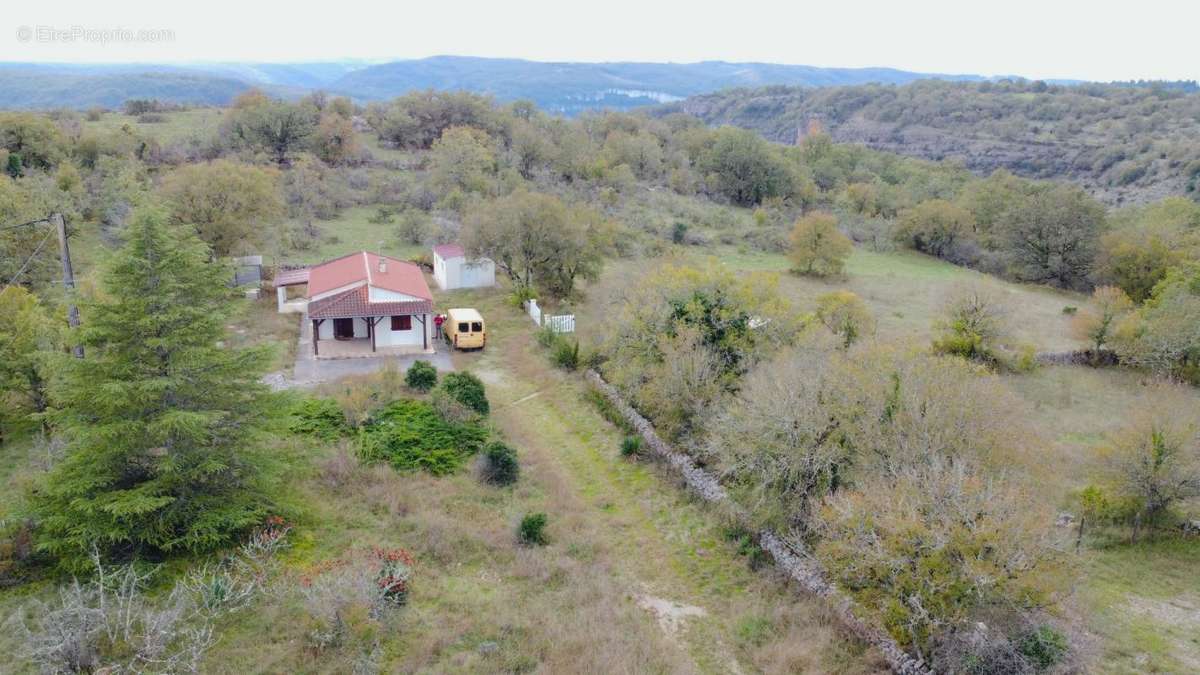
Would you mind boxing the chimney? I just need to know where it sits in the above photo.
[378,257,387,274]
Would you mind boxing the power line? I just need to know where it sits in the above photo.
[0,227,55,295]
[0,217,50,232]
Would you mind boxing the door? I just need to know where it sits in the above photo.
[333,318,355,340]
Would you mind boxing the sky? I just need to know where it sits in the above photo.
[2,0,1197,82]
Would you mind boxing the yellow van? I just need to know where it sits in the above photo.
[443,308,486,350]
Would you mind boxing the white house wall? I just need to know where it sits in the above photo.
[374,314,430,347]
[435,255,495,290]
[433,253,450,290]
[368,286,423,303]
[460,259,495,288]
[317,317,370,340]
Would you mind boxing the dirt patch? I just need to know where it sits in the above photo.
[636,591,708,635]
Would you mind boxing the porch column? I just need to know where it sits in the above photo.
[370,316,377,353]
[312,319,321,356]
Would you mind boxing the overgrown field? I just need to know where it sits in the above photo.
[572,246,1200,673]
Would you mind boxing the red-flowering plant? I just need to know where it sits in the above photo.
[372,547,415,605]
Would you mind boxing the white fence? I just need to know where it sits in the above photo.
[524,299,575,333]
[544,314,575,333]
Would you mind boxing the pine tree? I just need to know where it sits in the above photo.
[35,207,275,570]
[0,286,55,442]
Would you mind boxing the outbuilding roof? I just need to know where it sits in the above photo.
[274,268,310,286]
[432,243,465,259]
[307,251,432,300]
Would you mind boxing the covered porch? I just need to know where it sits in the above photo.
[309,312,434,359]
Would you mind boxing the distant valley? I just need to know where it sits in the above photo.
[0,55,991,113]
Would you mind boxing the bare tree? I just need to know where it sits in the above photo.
[1101,387,1200,541]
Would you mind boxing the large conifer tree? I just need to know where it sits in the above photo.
[36,207,274,569]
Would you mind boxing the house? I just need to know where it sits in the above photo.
[274,251,435,358]
[432,243,495,290]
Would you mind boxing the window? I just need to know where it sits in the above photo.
[391,315,412,331]
[458,322,470,333]
[471,322,483,332]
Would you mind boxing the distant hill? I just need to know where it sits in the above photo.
[0,64,255,109]
[325,55,989,114]
[0,56,990,113]
[661,80,1200,204]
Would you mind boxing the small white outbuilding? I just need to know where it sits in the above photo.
[432,243,496,290]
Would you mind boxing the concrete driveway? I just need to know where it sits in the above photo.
[264,314,454,390]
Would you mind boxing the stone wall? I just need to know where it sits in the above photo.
[585,370,931,675]
[1034,349,1119,367]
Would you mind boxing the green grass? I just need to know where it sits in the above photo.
[283,205,428,265]
[80,108,225,146]
[710,245,1091,351]
[1001,365,1200,673]
[1081,539,1200,673]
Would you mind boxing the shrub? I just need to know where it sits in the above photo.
[1017,625,1068,670]
[298,547,413,656]
[620,435,643,457]
[996,343,1040,374]
[482,441,520,486]
[509,285,537,309]
[0,520,35,587]
[438,372,489,416]
[358,399,487,475]
[404,360,438,392]
[518,513,548,546]
[367,206,395,224]
[290,397,351,440]
[1061,306,1078,315]
[535,325,558,348]
[551,339,581,370]
[671,221,688,244]
[932,285,1010,363]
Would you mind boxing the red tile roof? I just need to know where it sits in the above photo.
[432,243,465,259]
[307,251,431,300]
[308,286,433,320]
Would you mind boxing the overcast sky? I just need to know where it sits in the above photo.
[2,0,1196,82]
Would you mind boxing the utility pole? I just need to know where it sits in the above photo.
[52,212,83,359]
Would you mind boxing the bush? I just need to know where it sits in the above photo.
[509,285,537,309]
[620,435,643,457]
[482,441,520,486]
[1017,625,1068,670]
[0,520,35,587]
[358,399,487,475]
[535,325,558,348]
[551,339,581,371]
[404,360,438,392]
[671,221,689,244]
[518,513,548,546]
[438,372,489,416]
[289,397,350,440]
[932,285,1010,364]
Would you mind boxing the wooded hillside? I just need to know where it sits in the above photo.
[662,80,1200,204]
